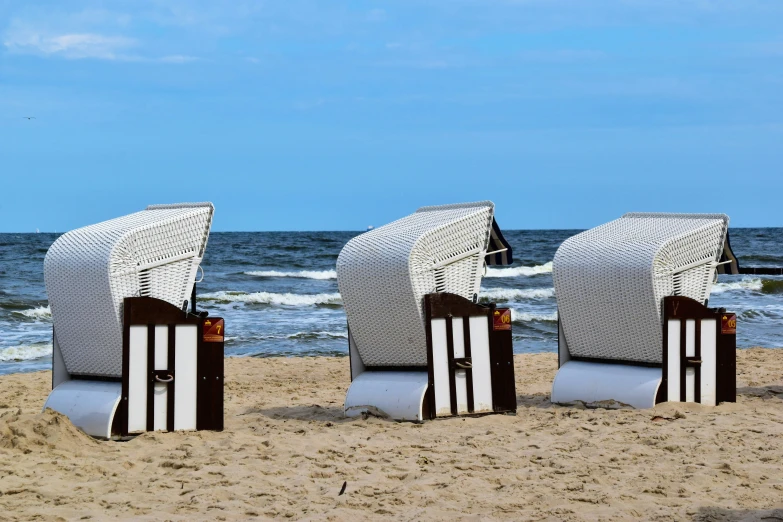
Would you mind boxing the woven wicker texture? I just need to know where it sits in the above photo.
[336,202,495,367]
[553,213,728,364]
[44,203,213,378]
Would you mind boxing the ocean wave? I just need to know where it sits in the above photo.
[485,262,553,278]
[762,280,783,294]
[740,254,783,264]
[244,269,337,280]
[739,309,762,320]
[480,288,555,302]
[0,343,52,362]
[246,349,348,358]
[227,332,348,343]
[286,331,349,340]
[712,278,783,295]
[0,299,37,311]
[510,310,558,323]
[199,291,342,306]
[15,306,52,320]
[712,279,763,294]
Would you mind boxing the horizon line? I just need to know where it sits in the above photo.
[3,225,782,234]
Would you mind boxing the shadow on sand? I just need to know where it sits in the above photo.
[241,404,376,424]
[246,397,557,422]
[517,393,553,409]
[693,507,783,521]
[737,385,783,400]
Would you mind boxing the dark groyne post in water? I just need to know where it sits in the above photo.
[738,267,783,275]
[718,231,783,276]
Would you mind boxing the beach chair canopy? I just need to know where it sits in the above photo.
[336,201,512,368]
[553,213,728,364]
[44,203,214,378]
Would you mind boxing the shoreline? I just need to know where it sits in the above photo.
[3,343,782,377]
[0,349,781,520]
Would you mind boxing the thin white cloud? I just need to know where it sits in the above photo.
[373,58,456,69]
[3,28,199,63]
[366,9,387,22]
[158,54,198,63]
[293,98,326,111]
[518,49,606,63]
[739,41,783,57]
[4,31,136,60]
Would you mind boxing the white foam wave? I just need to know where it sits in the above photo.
[510,310,558,323]
[486,262,553,278]
[0,343,53,362]
[711,278,762,294]
[200,291,342,306]
[245,269,337,280]
[16,306,52,319]
[480,288,555,301]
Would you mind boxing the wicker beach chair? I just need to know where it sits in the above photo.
[43,203,225,438]
[337,201,517,421]
[551,213,737,408]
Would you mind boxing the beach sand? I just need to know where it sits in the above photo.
[0,349,782,521]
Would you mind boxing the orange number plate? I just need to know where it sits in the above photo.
[721,314,736,335]
[203,318,225,342]
[493,309,511,331]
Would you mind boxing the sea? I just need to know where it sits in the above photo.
[1,229,782,376]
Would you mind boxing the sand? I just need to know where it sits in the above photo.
[0,349,782,521]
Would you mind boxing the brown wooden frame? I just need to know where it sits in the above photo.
[424,292,516,419]
[118,297,224,436]
[660,295,736,404]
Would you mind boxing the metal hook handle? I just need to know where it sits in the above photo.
[195,265,205,283]
[155,374,174,383]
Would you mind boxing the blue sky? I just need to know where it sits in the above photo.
[2,0,782,232]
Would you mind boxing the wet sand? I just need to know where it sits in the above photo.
[0,349,782,521]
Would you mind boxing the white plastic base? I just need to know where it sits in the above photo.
[43,381,122,439]
[344,371,428,421]
[551,360,662,409]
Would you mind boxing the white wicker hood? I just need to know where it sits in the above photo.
[336,201,506,367]
[44,203,213,378]
[553,212,729,364]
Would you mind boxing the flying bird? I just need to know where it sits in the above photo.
[22,116,36,120]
